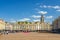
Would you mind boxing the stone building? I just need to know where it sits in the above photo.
[0,19,5,31]
[38,14,52,31]
[0,14,52,32]
[14,14,52,32]
[52,16,60,32]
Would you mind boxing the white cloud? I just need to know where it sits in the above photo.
[31,15,41,18]
[18,18,30,21]
[9,19,16,23]
[40,5,52,8]
[56,9,60,12]
[40,5,47,8]
[40,5,60,12]
[53,6,60,9]
[38,11,47,14]
[46,16,53,19]
[34,8,39,11]
[33,19,40,22]
[47,6,52,8]
[40,5,60,9]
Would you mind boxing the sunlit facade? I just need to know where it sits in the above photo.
[0,19,5,30]
[0,14,52,32]
[11,14,52,32]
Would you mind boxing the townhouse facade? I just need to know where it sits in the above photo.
[0,14,52,32]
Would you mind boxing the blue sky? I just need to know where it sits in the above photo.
[0,0,60,23]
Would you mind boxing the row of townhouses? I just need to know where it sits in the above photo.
[0,14,60,32]
[0,14,52,32]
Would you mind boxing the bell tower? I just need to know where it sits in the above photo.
[40,14,44,23]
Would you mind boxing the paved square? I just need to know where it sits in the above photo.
[0,32,60,40]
